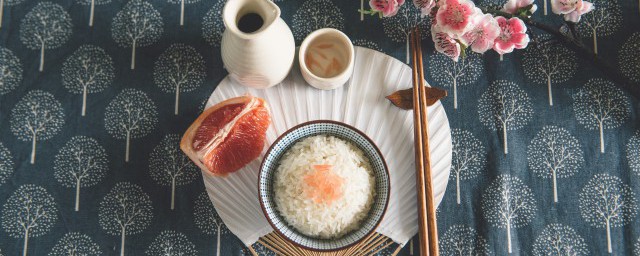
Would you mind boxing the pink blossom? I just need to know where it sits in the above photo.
[414,0,437,17]
[502,0,537,14]
[432,25,461,61]
[435,0,477,35]
[563,0,593,22]
[370,0,406,17]
[551,0,581,14]
[461,13,500,53]
[493,16,529,55]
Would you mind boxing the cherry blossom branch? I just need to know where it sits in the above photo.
[480,7,640,98]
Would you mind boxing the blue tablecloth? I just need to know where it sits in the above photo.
[0,0,638,255]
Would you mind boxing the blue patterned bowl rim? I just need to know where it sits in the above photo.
[258,120,390,252]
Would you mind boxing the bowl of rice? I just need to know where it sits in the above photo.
[259,120,390,251]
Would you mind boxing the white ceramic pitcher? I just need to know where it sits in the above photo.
[221,0,295,89]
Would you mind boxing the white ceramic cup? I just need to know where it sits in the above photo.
[299,28,355,90]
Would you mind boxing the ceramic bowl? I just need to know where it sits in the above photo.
[299,28,355,90]
[259,120,390,251]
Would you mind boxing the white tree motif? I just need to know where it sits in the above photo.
[571,78,630,153]
[292,0,344,43]
[628,131,640,175]
[54,136,108,212]
[194,192,229,256]
[0,0,25,28]
[577,0,622,55]
[99,182,153,256]
[428,52,483,109]
[618,32,640,83]
[532,223,588,256]
[248,243,275,256]
[440,225,491,255]
[19,2,72,72]
[0,142,14,186]
[146,230,198,255]
[202,0,226,47]
[0,47,22,95]
[482,174,536,254]
[104,88,158,162]
[522,34,577,106]
[62,45,114,116]
[168,0,201,26]
[150,134,198,210]
[154,44,205,115]
[579,173,638,254]
[10,90,65,164]
[352,39,382,51]
[635,236,640,256]
[49,232,101,256]
[450,129,485,205]
[111,0,163,70]
[76,0,111,27]
[1,184,58,256]
[477,80,533,155]
[382,3,430,63]
[527,126,584,203]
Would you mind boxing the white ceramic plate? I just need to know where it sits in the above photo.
[201,47,452,246]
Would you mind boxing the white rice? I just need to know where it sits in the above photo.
[273,135,376,239]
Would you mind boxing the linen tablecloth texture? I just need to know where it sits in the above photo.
[0,0,638,255]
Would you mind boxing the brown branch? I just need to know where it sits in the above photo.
[480,7,640,99]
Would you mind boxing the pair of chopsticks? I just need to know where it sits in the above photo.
[410,27,439,256]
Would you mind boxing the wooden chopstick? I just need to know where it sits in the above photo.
[410,28,431,256]
[412,27,440,256]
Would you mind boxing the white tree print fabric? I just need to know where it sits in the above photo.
[428,52,483,109]
[104,88,158,162]
[202,0,226,47]
[352,39,382,51]
[98,182,153,256]
[49,232,102,256]
[19,2,72,72]
[9,90,65,164]
[247,243,275,256]
[478,80,533,154]
[145,230,198,255]
[75,0,111,27]
[527,126,584,203]
[0,142,14,186]
[0,47,22,95]
[153,44,206,115]
[439,225,491,255]
[292,0,344,43]
[482,174,536,254]
[111,0,163,70]
[382,3,430,63]
[0,0,639,255]
[522,35,577,106]
[577,0,622,55]
[62,45,114,116]
[628,131,640,175]
[1,184,58,256]
[571,78,630,153]
[167,0,201,26]
[53,136,108,211]
[618,32,640,83]
[579,173,638,254]
[194,192,229,256]
[532,223,588,256]
[0,0,25,28]
[450,129,485,205]
[149,134,198,210]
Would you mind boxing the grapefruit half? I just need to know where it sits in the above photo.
[181,95,271,176]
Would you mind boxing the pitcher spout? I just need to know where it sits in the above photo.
[223,0,280,39]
